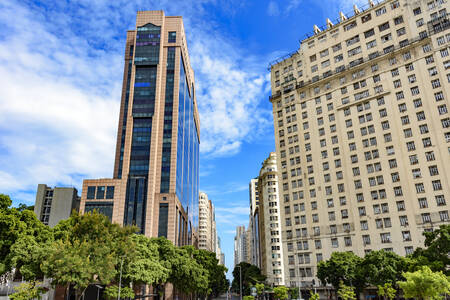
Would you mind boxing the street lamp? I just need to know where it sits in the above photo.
[94,285,104,300]
[117,255,125,300]
[236,265,243,300]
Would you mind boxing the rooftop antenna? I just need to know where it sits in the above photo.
[313,25,321,34]
[326,18,334,28]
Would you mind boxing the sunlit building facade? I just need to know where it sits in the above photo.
[258,152,285,286]
[269,0,449,290]
[80,11,200,246]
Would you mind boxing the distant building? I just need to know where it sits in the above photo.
[248,178,261,268]
[258,152,285,286]
[234,225,247,266]
[34,184,80,227]
[199,192,213,251]
[220,252,225,266]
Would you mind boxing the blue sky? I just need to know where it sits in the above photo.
[0,0,362,279]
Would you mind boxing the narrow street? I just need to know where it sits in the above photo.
[213,293,241,300]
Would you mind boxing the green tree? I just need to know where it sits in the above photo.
[360,250,408,287]
[273,286,289,300]
[337,282,356,300]
[411,225,450,275]
[192,248,228,298]
[288,287,299,300]
[231,262,265,295]
[309,291,319,300]
[317,252,363,290]
[121,234,170,288]
[397,266,450,300]
[256,283,265,300]
[0,194,53,278]
[9,281,46,300]
[103,286,135,300]
[243,296,255,300]
[378,283,396,300]
[42,211,136,300]
[169,246,208,295]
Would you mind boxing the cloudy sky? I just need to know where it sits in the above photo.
[0,0,365,278]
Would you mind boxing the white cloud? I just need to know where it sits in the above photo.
[0,0,272,202]
[267,1,280,16]
[286,0,302,14]
[215,205,249,226]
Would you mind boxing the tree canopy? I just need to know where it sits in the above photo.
[397,266,450,300]
[231,262,266,295]
[317,251,363,289]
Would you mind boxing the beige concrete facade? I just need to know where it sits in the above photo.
[34,184,80,227]
[198,192,213,251]
[80,11,200,251]
[269,0,450,289]
[257,152,285,286]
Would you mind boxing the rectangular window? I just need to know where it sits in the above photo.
[168,31,176,43]
[87,186,96,199]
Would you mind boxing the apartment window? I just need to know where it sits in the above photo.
[394,16,403,25]
[331,238,339,248]
[394,186,403,196]
[418,197,428,208]
[344,21,357,32]
[439,211,448,221]
[414,7,422,15]
[362,13,372,23]
[425,55,435,64]
[402,231,411,241]
[344,237,352,247]
[376,7,387,16]
[379,22,390,32]
[423,137,432,147]
[411,86,420,95]
[416,18,424,27]
[381,33,392,43]
[332,43,342,52]
[433,195,446,207]
[431,79,441,89]
[381,233,391,243]
[432,180,442,191]
[363,235,371,245]
[422,213,431,223]
[400,116,409,125]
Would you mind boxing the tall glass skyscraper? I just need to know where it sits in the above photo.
[80,11,200,246]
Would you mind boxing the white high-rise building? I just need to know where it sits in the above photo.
[258,152,285,286]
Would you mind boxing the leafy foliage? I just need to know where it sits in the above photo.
[359,250,408,287]
[317,252,363,289]
[0,194,53,279]
[397,266,450,300]
[378,282,396,300]
[42,211,135,300]
[309,291,319,300]
[192,248,228,298]
[103,285,135,300]
[9,281,46,300]
[273,286,288,300]
[337,282,356,300]
[122,234,170,286]
[288,287,299,300]
[231,262,265,295]
[255,283,265,297]
[411,225,450,275]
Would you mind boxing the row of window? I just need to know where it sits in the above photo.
[86,185,115,200]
